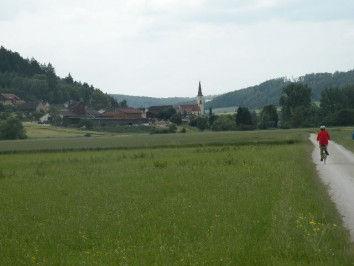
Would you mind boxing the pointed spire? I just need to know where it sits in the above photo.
[198,81,203,96]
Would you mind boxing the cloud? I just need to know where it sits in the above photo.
[0,0,354,97]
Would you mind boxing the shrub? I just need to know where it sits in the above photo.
[150,124,177,134]
[190,116,208,131]
[211,115,236,131]
[0,117,27,140]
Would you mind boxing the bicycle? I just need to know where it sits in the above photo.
[320,145,328,164]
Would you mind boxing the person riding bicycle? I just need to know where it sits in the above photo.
[317,125,330,161]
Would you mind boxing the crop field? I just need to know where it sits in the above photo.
[0,130,353,264]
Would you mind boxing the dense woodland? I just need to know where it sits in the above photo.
[0,46,116,109]
[207,70,354,109]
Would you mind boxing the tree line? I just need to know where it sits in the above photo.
[186,83,354,131]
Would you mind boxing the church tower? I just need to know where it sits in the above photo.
[197,81,205,115]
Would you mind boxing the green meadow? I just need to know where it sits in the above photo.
[0,129,353,264]
[331,127,354,152]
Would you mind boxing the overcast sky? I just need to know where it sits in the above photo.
[1,0,354,97]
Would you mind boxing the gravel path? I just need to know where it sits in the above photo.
[310,134,354,242]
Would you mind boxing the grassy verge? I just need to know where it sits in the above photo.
[0,129,309,153]
[0,143,353,264]
[330,127,354,152]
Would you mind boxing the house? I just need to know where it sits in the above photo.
[19,101,50,113]
[177,104,201,116]
[98,108,147,125]
[36,101,50,113]
[101,108,143,120]
[39,113,51,124]
[0,93,25,106]
[62,102,96,124]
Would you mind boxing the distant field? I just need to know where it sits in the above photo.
[24,123,109,139]
[0,129,310,153]
[330,127,354,152]
[0,139,353,264]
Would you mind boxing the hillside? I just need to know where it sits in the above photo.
[111,94,215,108]
[0,46,116,109]
[207,70,354,109]
[111,94,193,108]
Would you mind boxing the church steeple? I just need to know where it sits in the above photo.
[196,81,205,115]
[198,81,203,96]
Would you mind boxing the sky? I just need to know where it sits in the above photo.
[1,0,354,97]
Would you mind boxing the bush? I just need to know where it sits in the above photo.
[79,119,94,130]
[0,117,27,140]
[180,127,187,133]
[150,124,177,134]
[211,115,236,131]
[190,116,208,131]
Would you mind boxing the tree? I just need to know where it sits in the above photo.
[334,109,354,126]
[320,86,354,126]
[157,107,176,120]
[0,116,27,140]
[170,113,182,125]
[119,100,128,108]
[235,107,253,126]
[45,63,57,90]
[194,116,208,131]
[259,105,278,129]
[64,73,74,84]
[211,115,236,131]
[208,108,217,127]
[279,83,312,128]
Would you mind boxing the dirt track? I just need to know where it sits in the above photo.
[310,134,354,242]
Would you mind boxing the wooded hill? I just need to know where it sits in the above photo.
[111,94,193,108]
[0,46,116,109]
[111,94,216,108]
[207,70,354,110]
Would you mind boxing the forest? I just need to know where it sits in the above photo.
[207,70,354,109]
[0,46,116,109]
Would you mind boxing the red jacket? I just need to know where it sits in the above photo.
[317,130,330,145]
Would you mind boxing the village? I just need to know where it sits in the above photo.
[0,82,206,129]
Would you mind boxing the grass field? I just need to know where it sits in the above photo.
[330,127,354,152]
[0,128,309,154]
[0,130,354,264]
[24,123,110,139]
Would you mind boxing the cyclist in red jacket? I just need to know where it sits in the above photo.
[317,125,330,161]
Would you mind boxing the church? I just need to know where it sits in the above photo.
[177,82,205,116]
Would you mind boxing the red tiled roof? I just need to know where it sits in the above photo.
[1,93,21,101]
[117,108,142,114]
[101,108,142,117]
[179,104,200,112]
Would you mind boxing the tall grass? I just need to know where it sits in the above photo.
[330,127,354,152]
[0,143,353,264]
[0,129,309,154]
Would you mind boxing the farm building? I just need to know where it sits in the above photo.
[0,93,25,106]
[98,108,148,125]
[19,101,50,113]
[177,104,201,116]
